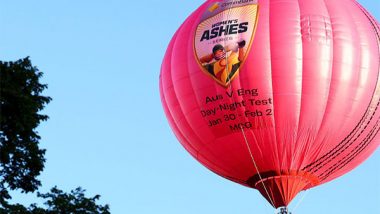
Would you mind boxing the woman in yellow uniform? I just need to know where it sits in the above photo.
[200,40,246,84]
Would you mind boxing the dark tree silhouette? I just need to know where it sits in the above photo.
[35,187,110,214]
[0,58,110,213]
[1,187,110,214]
[0,57,50,202]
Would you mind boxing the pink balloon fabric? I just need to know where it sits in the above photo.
[160,0,380,208]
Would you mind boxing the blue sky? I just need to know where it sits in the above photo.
[0,0,379,213]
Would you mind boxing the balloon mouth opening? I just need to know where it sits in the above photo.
[246,170,320,208]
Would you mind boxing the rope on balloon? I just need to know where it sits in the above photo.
[240,126,276,208]
[222,2,276,209]
[291,189,309,213]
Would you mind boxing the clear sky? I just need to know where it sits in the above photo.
[0,0,379,213]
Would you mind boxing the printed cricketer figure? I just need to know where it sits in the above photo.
[199,40,246,84]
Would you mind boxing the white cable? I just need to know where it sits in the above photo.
[291,190,309,213]
[240,127,276,208]
[221,3,276,211]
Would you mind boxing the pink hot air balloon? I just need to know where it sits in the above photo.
[160,0,380,210]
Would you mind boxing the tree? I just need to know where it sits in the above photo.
[0,57,49,202]
[0,58,110,213]
[1,186,110,214]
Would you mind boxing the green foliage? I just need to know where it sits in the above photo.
[0,187,110,214]
[0,58,110,213]
[36,187,110,214]
[0,57,50,199]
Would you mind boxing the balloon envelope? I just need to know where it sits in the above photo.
[160,0,380,208]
